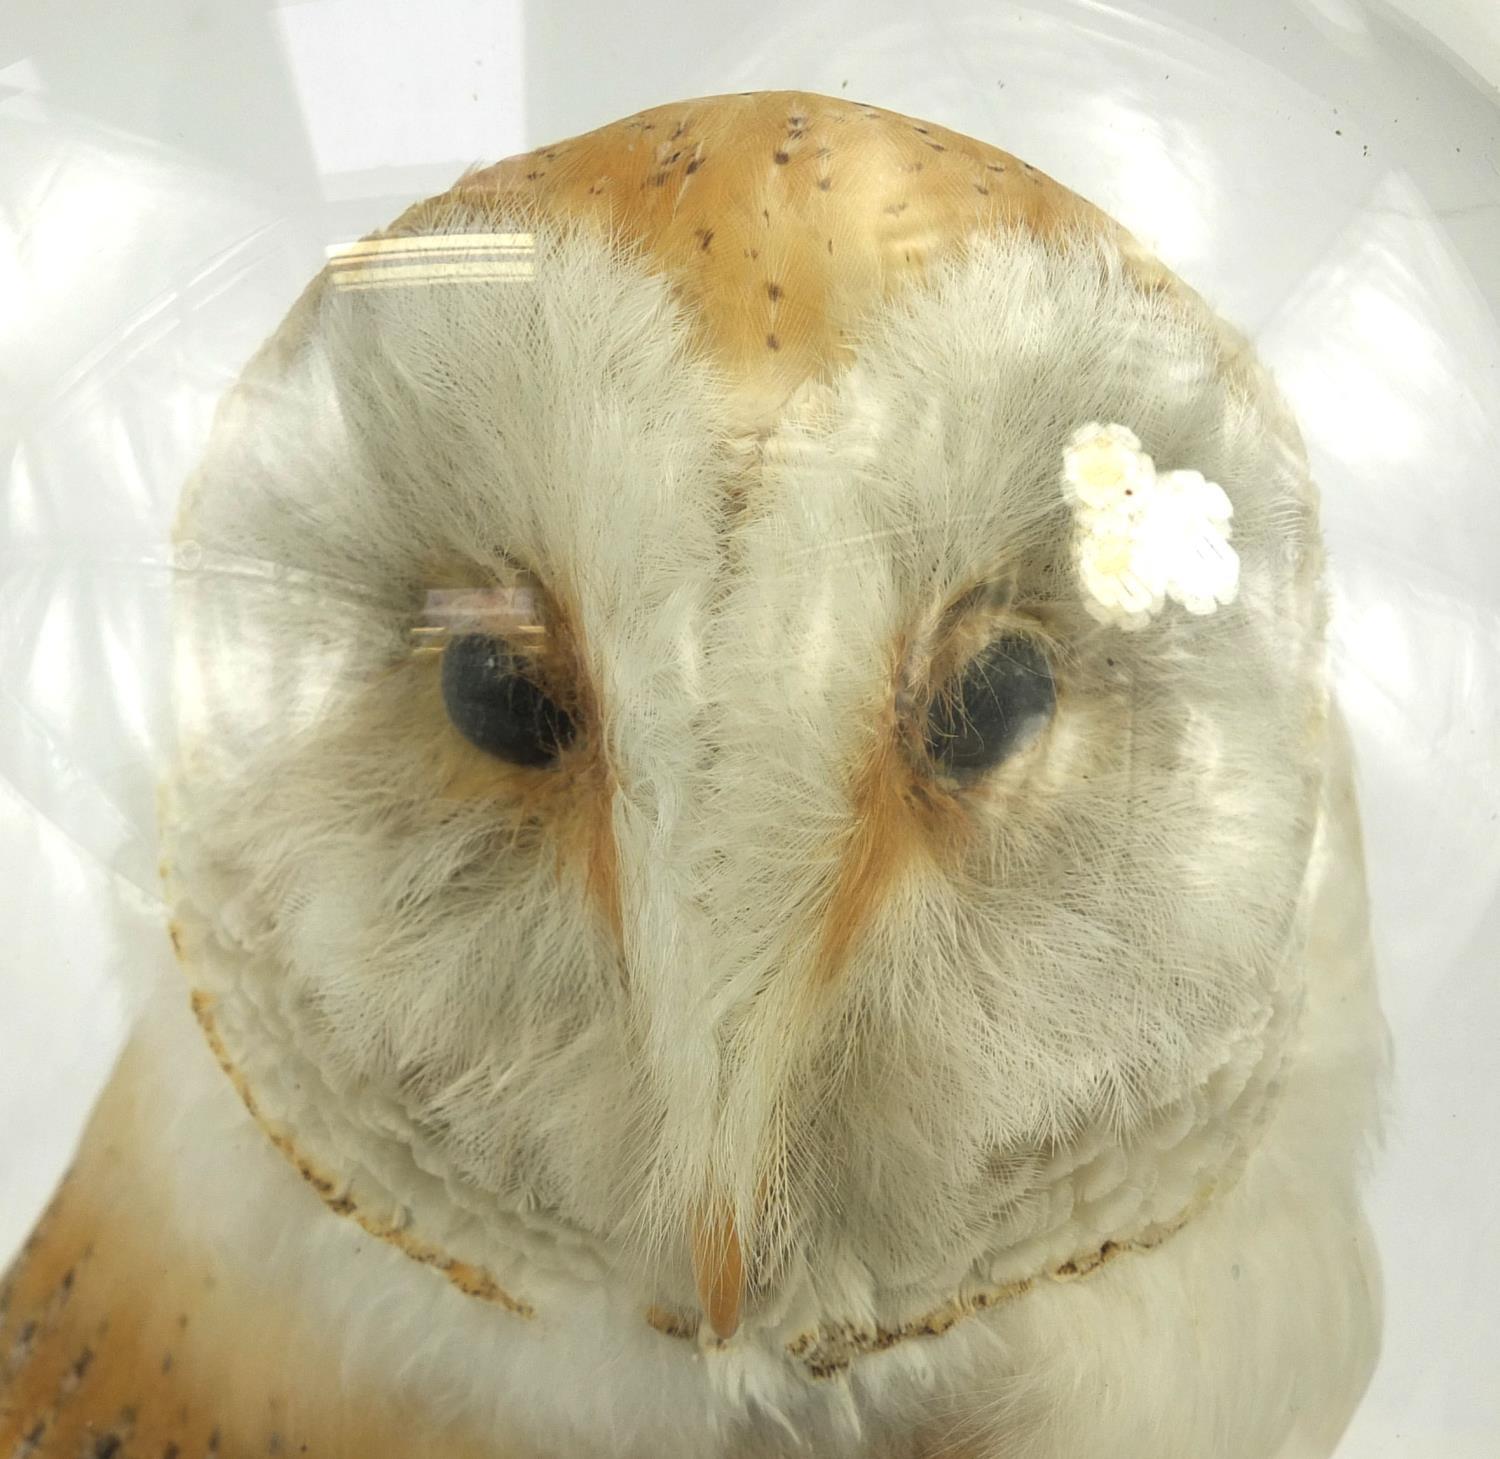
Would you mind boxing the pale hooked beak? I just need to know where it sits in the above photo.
[691,1198,745,1340]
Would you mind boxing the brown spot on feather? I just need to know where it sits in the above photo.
[644,1304,700,1340]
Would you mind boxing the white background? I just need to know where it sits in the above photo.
[2,2,1497,1454]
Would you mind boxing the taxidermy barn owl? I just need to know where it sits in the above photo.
[1,92,1386,1458]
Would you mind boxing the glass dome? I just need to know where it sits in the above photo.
[2,2,1496,1452]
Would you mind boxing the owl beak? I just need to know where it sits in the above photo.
[691,1198,745,1340]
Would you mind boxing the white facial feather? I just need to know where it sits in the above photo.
[169,217,1330,1349]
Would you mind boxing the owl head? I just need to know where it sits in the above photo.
[163,93,1325,1362]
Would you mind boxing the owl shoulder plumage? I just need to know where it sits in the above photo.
[0,1008,531,1458]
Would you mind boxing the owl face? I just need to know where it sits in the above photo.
[167,127,1324,1343]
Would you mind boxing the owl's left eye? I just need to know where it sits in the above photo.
[925,634,1056,776]
[440,634,575,766]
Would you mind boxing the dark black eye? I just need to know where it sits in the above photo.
[924,634,1055,775]
[440,634,575,766]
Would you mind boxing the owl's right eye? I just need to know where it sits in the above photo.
[440,634,575,766]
